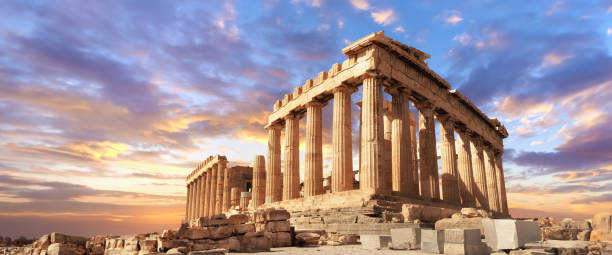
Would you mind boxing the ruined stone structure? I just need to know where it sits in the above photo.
[185,155,253,221]
[262,31,509,220]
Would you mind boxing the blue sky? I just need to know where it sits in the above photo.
[0,0,611,238]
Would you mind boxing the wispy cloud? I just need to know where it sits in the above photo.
[349,0,369,10]
[370,9,397,26]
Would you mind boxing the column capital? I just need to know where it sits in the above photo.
[266,122,283,131]
[436,113,454,124]
[332,84,358,94]
[384,85,411,96]
[305,100,325,108]
[284,112,298,120]
[413,100,433,111]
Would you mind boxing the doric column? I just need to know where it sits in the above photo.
[416,101,439,200]
[266,124,282,203]
[202,172,209,216]
[410,112,419,194]
[388,87,415,195]
[304,101,323,197]
[223,167,232,212]
[484,145,501,213]
[455,127,476,207]
[205,169,214,216]
[283,114,300,200]
[215,162,226,215]
[231,187,240,208]
[495,151,509,215]
[186,183,191,220]
[198,176,205,218]
[208,164,218,216]
[194,178,200,219]
[382,108,392,193]
[252,155,266,208]
[360,77,384,194]
[438,115,460,204]
[470,136,489,210]
[332,85,354,193]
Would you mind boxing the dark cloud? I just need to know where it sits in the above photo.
[509,116,612,174]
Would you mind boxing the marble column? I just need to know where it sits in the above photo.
[455,127,476,207]
[223,167,232,212]
[202,172,209,216]
[495,152,509,215]
[304,101,323,197]
[205,170,217,216]
[186,183,192,220]
[231,187,240,208]
[484,146,501,213]
[416,101,439,200]
[198,176,205,218]
[410,112,419,195]
[252,155,266,208]
[208,164,218,216]
[194,178,200,219]
[439,115,460,204]
[360,77,384,194]
[389,88,415,194]
[215,162,226,215]
[382,109,393,193]
[470,136,489,210]
[332,85,354,193]
[283,114,300,200]
[266,124,282,203]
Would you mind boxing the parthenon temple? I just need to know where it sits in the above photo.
[185,31,510,231]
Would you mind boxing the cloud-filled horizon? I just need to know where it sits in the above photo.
[1,0,611,238]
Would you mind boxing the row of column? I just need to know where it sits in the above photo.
[263,76,508,215]
[186,160,235,221]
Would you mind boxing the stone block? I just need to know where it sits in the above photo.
[264,231,291,247]
[421,229,444,254]
[402,204,458,223]
[265,209,290,221]
[483,219,541,250]
[157,239,189,252]
[46,243,78,255]
[360,235,391,249]
[50,233,87,246]
[138,240,157,252]
[444,243,488,255]
[227,214,249,225]
[508,249,555,255]
[233,223,255,234]
[444,228,481,244]
[214,237,240,252]
[295,232,320,246]
[209,225,234,240]
[240,232,271,252]
[390,228,420,250]
[265,221,290,232]
[590,212,612,241]
[188,249,226,255]
[186,228,210,240]
[435,217,484,234]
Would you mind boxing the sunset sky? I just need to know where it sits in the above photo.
[1,0,611,238]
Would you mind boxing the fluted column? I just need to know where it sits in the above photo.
[495,151,509,215]
[456,127,476,207]
[470,136,489,210]
[194,179,200,219]
[416,101,439,200]
[231,187,240,208]
[215,162,226,215]
[484,146,500,213]
[382,109,392,193]
[410,112,419,194]
[439,115,460,204]
[253,155,266,208]
[304,101,323,197]
[332,85,354,193]
[283,114,300,200]
[205,169,214,216]
[360,77,384,194]
[266,124,282,203]
[198,176,205,218]
[208,164,218,216]
[223,167,232,212]
[202,172,209,216]
[186,183,192,220]
[388,87,415,195]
